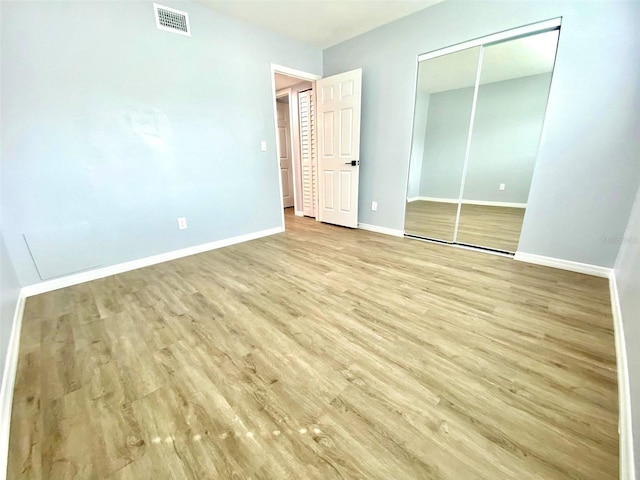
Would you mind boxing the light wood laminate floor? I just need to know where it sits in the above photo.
[8,210,617,479]
[405,201,526,251]
[405,200,457,241]
[457,204,526,252]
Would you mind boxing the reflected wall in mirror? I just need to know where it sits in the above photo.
[457,30,558,251]
[405,27,559,253]
[405,47,479,242]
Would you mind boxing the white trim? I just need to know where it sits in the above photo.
[358,223,404,238]
[271,64,322,82]
[407,197,526,208]
[418,18,561,61]
[270,68,287,230]
[410,196,459,204]
[0,292,26,480]
[21,227,283,297]
[294,210,304,217]
[153,3,191,37]
[462,199,527,208]
[513,252,612,278]
[609,273,636,480]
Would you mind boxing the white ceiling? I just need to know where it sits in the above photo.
[419,30,559,93]
[199,0,444,49]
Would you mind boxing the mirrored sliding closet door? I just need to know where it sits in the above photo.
[405,47,480,242]
[404,24,560,254]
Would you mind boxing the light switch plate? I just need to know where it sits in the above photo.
[261,141,267,152]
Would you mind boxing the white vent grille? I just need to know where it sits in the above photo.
[154,3,190,36]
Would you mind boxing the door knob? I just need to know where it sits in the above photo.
[344,160,360,166]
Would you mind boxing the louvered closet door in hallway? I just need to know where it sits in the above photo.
[299,89,317,218]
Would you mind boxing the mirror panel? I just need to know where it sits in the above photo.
[405,47,480,241]
[456,30,558,252]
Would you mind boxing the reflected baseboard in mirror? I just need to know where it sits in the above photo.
[404,200,525,254]
[404,24,559,257]
[405,200,457,241]
[456,204,525,253]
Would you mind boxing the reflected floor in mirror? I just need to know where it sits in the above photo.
[457,204,526,252]
[405,200,525,252]
[405,200,457,240]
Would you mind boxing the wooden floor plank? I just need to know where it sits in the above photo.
[8,209,617,479]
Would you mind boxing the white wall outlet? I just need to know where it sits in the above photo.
[177,217,188,230]
[371,201,378,211]
[499,183,506,191]
[261,141,267,152]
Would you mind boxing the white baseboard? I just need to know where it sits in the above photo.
[462,199,527,209]
[294,210,304,217]
[0,292,26,480]
[358,223,404,238]
[407,197,527,208]
[609,273,636,480]
[513,252,612,278]
[21,227,284,297]
[410,196,458,204]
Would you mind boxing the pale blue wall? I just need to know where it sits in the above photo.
[324,1,640,268]
[614,181,640,475]
[0,1,322,285]
[463,73,552,204]
[407,90,429,199]
[419,86,473,200]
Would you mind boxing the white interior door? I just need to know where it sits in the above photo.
[277,100,294,208]
[316,69,362,228]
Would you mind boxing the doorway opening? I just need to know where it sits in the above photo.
[271,65,363,231]
[271,65,321,230]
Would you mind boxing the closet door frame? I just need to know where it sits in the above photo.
[417,18,561,63]
[405,17,561,249]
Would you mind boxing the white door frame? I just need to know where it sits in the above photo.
[270,64,322,230]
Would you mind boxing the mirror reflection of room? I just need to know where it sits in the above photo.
[405,47,480,242]
[405,29,559,253]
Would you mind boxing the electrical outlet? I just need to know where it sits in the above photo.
[261,141,267,152]
[371,201,378,212]
[499,183,506,191]
[177,217,188,230]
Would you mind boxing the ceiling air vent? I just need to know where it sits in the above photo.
[154,3,191,37]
